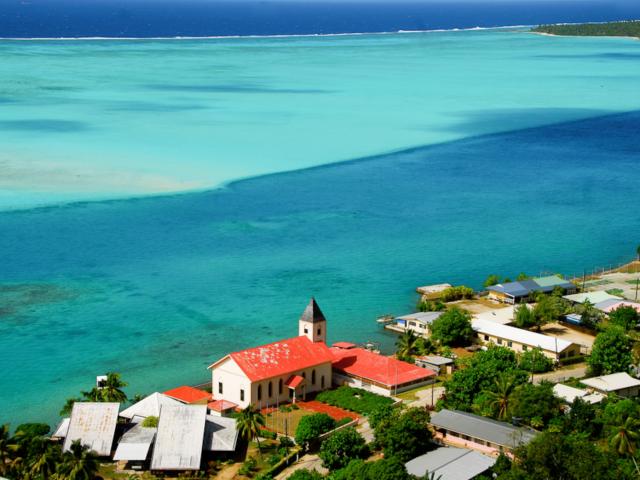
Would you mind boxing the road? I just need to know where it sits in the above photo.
[532,364,587,384]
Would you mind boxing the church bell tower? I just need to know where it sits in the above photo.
[299,297,327,344]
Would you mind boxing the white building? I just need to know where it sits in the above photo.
[581,372,640,398]
[208,299,334,408]
[472,318,579,361]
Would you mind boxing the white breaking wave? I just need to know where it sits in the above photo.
[0,25,534,41]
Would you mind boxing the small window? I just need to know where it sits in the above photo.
[522,345,528,351]
[317,328,321,335]
[304,327,309,334]
[507,341,513,347]
[257,385,262,401]
[218,382,223,395]
[497,338,503,345]
[278,379,283,395]
[409,322,416,327]
[240,389,245,402]
[484,335,489,341]
[321,376,325,388]
[312,370,316,385]
[302,372,306,379]
[268,381,273,398]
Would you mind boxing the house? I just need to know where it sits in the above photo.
[472,318,580,361]
[597,300,640,315]
[430,409,537,455]
[552,384,604,405]
[207,399,238,417]
[581,372,640,398]
[392,311,443,336]
[405,446,496,480]
[415,355,455,375]
[487,275,576,304]
[150,404,208,471]
[119,392,183,422]
[564,290,622,305]
[208,299,334,408]
[164,386,211,405]
[63,402,120,456]
[330,343,436,396]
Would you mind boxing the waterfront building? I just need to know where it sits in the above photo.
[390,311,444,336]
[487,275,576,304]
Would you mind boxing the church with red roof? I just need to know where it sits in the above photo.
[208,298,435,409]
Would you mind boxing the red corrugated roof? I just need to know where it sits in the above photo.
[225,336,334,382]
[330,347,436,388]
[208,399,238,412]
[164,386,211,404]
[285,375,305,389]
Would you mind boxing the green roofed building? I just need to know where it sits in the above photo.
[487,275,576,304]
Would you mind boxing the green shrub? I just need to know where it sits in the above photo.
[294,413,336,449]
[14,423,50,438]
[315,386,393,415]
[239,457,257,475]
[259,428,277,440]
[141,416,159,428]
[287,470,324,480]
[268,453,282,466]
[440,285,475,302]
[519,347,554,373]
[279,436,294,449]
[319,427,368,471]
[291,404,300,410]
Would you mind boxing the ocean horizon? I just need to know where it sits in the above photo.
[1,1,640,428]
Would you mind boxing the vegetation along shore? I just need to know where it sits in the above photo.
[532,20,640,38]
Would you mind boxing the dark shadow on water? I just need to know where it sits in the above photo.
[0,119,90,133]
[535,52,640,60]
[142,83,334,94]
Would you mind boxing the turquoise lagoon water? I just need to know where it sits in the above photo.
[1,30,640,426]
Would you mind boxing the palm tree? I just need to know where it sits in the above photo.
[0,424,19,478]
[57,440,100,480]
[483,374,518,421]
[396,329,418,359]
[235,404,266,456]
[60,397,81,416]
[610,416,640,475]
[99,372,128,403]
[28,437,61,479]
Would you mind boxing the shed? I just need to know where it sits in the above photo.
[63,402,120,456]
[204,415,239,452]
[151,404,207,471]
[113,424,156,462]
[415,355,455,375]
[405,446,496,480]
[564,291,621,305]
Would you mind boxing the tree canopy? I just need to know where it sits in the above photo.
[429,306,473,346]
[609,306,640,331]
[373,407,432,462]
[295,413,336,449]
[588,326,633,375]
[318,427,368,471]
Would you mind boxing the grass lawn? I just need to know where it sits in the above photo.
[396,382,443,402]
[264,407,314,435]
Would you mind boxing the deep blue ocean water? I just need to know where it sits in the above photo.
[1,0,640,38]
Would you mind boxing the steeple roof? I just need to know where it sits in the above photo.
[300,297,326,324]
